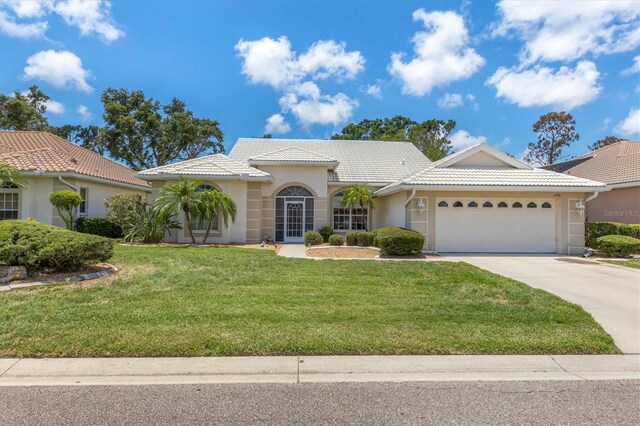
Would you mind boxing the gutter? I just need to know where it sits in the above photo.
[375,184,611,197]
[585,191,599,203]
[21,171,152,192]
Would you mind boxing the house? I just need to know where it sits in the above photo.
[0,131,151,226]
[543,140,639,224]
[138,138,608,254]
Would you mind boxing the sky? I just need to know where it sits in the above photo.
[1,0,639,160]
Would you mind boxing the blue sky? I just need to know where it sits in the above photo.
[1,0,639,160]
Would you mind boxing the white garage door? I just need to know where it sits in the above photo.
[435,198,557,253]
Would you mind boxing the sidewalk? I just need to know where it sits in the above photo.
[1,355,638,386]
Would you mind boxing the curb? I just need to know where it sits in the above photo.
[0,264,118,292]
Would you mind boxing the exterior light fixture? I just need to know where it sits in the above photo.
[417,198,425,214]
[575,200,585,215]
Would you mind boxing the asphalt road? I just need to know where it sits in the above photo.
[1,380,638,425]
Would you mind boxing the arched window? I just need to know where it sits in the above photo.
[468,201,478,208]
[453,201,463,208]
[527,202,537,208]
[333,190,367,231]
[277,186,312,197]
[512,202,523,208]
[483,201,493,208]
[542,202,552,209]
[498,201,508,208]
[438,201,448,207]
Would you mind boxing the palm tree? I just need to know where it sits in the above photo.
[193,189,237,243]
[0,162,26,188]
[341,185,374,231]
[155,177,202,243]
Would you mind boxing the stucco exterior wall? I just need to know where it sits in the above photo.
[586,186,640,224]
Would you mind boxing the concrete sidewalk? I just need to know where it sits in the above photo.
[1,355,638,386]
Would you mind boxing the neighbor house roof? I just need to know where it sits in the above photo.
[229,138,431,184]
[376,143,608,195]
[542,140,640,186]
[0,131,150,189]
[137,154,272,181]
[248,146,339,167]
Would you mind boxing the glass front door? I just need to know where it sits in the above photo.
[285,201,304,242]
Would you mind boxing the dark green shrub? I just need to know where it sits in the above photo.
[374,227,424,256]
[356,231,375,247]
[328,234,344,246]
[122,206,181,244]
[629,224,640,239]
[592,235,640,258]
[0,220,114,274]
[304,231,323,246]
[346,232,358,246]
[586,222,630,247]
[105,193,146,227]
[75,217,123,239]
[318,226,333,243]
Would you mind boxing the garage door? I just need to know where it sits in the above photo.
[435,198,557,253]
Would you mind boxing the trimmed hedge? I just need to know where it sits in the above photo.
[356,231,375,247]
[586,222,640,247]
[374,227,424,256]
[317,226,333,243]
[304,231,323,246]
[328,234,345,246]
[592,235,640,258]
[0,220,114,274]
[75,217,123,239]
[345,232,358,246]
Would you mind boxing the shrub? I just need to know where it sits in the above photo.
[0,220,114,274]
[356,231,375,247]
[75,217,123,239]
[629,224,640,239]
[318,225,333,243]
[122,206,181,244]
[105,193,146,227]
[374,227,425,256]
[345,232,358,246]
[592,235,640,258]
[586,222,637,247]
[49,190,82,230]
[304,231,323,246]
[328,234,345,246]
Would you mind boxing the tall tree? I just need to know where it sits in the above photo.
[406,119,455,161]
[52,124,107,155]
[524,112,579,166]
[101,88,224,170]
[588,135,622,151]
[0,85,49,131]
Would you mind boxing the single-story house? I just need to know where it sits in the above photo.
[543,140,639,224]
[0,131,151,227]
[139,138,608,254]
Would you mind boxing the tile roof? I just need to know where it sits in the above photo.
[138,154,271,179]
[542,140,640,185]
[249,146,338,164]
[230,138,431,184]
[0,131,150,188]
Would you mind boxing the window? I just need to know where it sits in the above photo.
[542,202,552,209]
[512,202,522,208]
[468,201,478,208]
[453,201,463,208]
[498,201,508,208]
[483,201,493,208]
[278,186,312,197]
[79,188,88,215]
[0,192,18,220]
[438,201,448,207]
[333,191,368,230]
[192,184,218,232]
[527,202,537,208]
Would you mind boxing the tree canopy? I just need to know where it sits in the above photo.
[0,85,50,131]
[588,135,622,151]
[524,112,579,166]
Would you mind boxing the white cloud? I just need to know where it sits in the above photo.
[264,113,290,135]
[496,137,510,148]
[449,130,487,149]
[622,55,640,75]
[361,82,382,98]
[0,10,47,38]
[77,104,92,122]
[388,9,484,96]
[437,93,464,109]
[487,61,601,109]
[23,50,93,93]
[279,82,358,127]
[600,117,612,131]
[45,99,65,114]
[493,0,640,64]
[614,108,640,137]
[297,40,365,81]
[54,0,123,42]
[1,0,52,18]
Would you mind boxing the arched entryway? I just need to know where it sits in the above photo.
[275,186,314,242]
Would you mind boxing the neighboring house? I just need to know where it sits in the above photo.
[139,138,607,254]
[0,131,151,227]
[543,140,639,225]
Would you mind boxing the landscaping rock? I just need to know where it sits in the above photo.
[0,266,27,284]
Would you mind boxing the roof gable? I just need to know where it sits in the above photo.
[434,143,531,170]
[138,154,271,180]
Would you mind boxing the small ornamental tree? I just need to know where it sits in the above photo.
[105,193,146,227]
[49,190,82,230]
[192,189,237,244]
[341,185,374,231]
[155,178,203,243]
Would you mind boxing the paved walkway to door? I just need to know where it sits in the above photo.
[447,255,640,354]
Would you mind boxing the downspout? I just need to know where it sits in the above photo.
[58,176,78,191]
[404,188,416,228]
[585,191,599,203]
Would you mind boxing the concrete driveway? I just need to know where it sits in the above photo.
[446,255,640,354]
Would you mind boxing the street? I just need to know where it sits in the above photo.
[1,380,638,425]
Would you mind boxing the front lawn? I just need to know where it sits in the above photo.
[0,246,615,357]
[602,259,640,270]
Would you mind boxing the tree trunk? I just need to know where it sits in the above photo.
[184,209,196,244]
[202,216,212,244]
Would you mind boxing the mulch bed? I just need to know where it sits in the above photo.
[307,247,380,259]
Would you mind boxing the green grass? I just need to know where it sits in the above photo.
[0,246,615,357]
[602,259,640,270]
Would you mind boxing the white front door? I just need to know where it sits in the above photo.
[285,201,305,243]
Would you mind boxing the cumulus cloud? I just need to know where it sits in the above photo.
[487,61,601,109]
[622,55,640,75]
[437,93,464,109]
[279,82,358,127]
[614,108,640,137]
[23,50,93,93]
[0,0,123,42]
[493,0,640,64]
[45,99,65,114]
[77,105,92,122]
[449,130,487,149]
[264,113,291,135]
[361,82,382,98]
[388,9,484,96]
